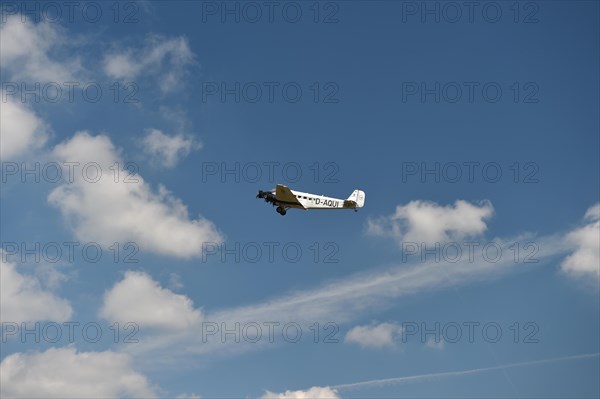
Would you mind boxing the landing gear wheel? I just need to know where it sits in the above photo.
[281,209,287,216]
[276,206,286,216]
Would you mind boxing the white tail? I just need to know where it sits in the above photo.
[347,189,366,208]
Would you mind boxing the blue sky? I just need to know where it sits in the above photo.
[1,1,599,398]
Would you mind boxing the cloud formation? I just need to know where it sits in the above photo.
[561,203,600,278]
[367,200,494,245]
[0,347,157,398]
[0,94,48,160]
[142,129,201,168]
[99,271,202,330]
[345,323,403,349]
[125,231,571,361]
[0,16,84,82]
[260,386,341,399]
[0,254,72,323]
[47,132,222,258]
[103,35,194,93]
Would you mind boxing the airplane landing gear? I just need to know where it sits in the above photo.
[276,206,287,216]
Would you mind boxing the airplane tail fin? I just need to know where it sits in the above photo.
[347,189,366,208]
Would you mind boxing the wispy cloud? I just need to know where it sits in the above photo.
[120,230,572,360]
[103,35,195,94]
[332,353,600,390]
[142,129,201,168]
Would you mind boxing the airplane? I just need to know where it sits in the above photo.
[256,184,365,215]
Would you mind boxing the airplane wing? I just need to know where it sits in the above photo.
[275,184,305,208]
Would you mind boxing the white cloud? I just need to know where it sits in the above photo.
[159,106,192,132]
[100,271,202,330]
[103,36,194,93]
[0,16,84,82]
[425,337,445,350]
[584,203,600,221]
[142,129,201,168]
[113,205,592,364]
[128,233,572,361]
[0,347,157,398]
[345,323,403,349]
[47,132,222,258]
[561,203,600,278]
[367,200,494,245]
[0,254,72,323]
[33,262,70,290]
[261,386,340,399]
[0,93,48,160]
[168,272,184,291]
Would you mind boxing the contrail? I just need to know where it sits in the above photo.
[333,353,600,390]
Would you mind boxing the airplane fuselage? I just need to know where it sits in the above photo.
[277,189,352,210]
[257,184,365,215]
